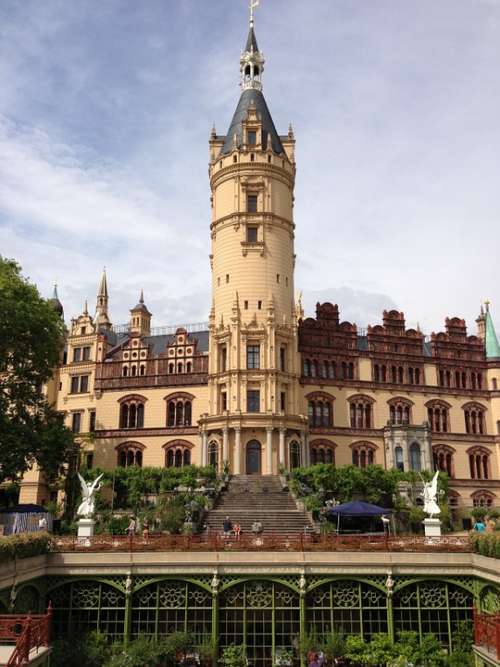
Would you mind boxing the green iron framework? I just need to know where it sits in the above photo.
[1,574,499,667]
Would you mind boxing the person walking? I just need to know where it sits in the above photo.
[473,518,486,533]
[127,516,136,537]
[222,516,233,538]
[234,522,241,541]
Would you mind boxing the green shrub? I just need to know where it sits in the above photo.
[0,532,52,562]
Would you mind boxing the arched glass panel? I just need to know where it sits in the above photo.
[409,442,421,472]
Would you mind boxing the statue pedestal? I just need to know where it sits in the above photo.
[77,518,95,545]
[423,517,441,537]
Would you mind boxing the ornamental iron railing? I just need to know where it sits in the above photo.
[473,609,500,659]
[51,532,472,554]
[0,604,52,667]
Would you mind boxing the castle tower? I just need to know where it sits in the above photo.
[129,290,152,336]
[201,9,306,475]
[94,269,112,332]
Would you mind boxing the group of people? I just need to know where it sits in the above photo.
[473,515,496,533]
[222,516,263,539]
[126,515,149,538]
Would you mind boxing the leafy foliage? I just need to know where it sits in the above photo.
[0,532,52,562]
[0,256,74,483]
[471,532,500,558]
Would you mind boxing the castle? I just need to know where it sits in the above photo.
[21,13,500,513]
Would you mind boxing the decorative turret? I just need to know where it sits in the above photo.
[240,8,264,92]
[476,303,487,342]
[49,284,64,319]
[129,290,152,336]
[94,269,112,332]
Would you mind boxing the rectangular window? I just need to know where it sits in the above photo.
[221,391,227,411]
[70,376,79,394]
[247,130,257,145]
[73,347,81,362]
[247,344,260,369]
[280,392,286,412]
[247,389,260,413]
[247,226,258,242]
[244,300,249,310]
[280,346,286,372]
[82,346,91,361]
[258,300,262,310]
[86,453,94,469]
[80,375,89,393]
[71,412,81,434]
[89,410,96,432]
[220,346,227,372]
[247,194,258,213]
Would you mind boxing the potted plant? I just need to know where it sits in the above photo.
[197,637,217,667]
[219,644,247,667]
[275,647,294,667]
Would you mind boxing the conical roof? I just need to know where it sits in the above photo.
[245,25,259,53]
[49,284,64,318]
[220,88,284,156]
[485,306,500,358]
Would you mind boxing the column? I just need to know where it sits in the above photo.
[201,431,208,467]
[300,432,308,468]
[266,427,273,475]
[234,428,241,474]
[279,428,286,468]
[223,428,229,463]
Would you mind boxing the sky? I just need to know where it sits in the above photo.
[0,0,499,336]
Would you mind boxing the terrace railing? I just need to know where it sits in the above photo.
[473,609,500,660]
[0,604,52,667]
[51,532,472,554]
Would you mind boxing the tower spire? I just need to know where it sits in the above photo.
[94,268,112,331]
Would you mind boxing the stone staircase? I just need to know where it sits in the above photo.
[204,475,314,535]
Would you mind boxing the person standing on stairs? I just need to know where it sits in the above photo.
[223,516,233,538]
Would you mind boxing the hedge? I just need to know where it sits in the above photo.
[0,531,52,563]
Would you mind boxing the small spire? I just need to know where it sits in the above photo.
[83,300,88,316]
[140,289,144,304]
[288,123,294,139]
[98,268,108,299]
[52,283,59,299]
[210,124,216,139]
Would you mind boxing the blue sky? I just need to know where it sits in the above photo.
[1,0,499,335]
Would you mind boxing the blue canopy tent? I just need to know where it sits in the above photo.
[0,504,53,535]
[328,500,393,534]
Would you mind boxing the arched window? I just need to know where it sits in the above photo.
[468,447,491,480]
[165,393,194,428]
[388,398,412,426]
[289,441,301,469]
[307,393,334,428]
[118,396,146,429]
[164,441,193,468]
[426,400,450,433]
[139,364,145,376]
[463,403,486,435]
[472,491,495,508]
[208,441,219,469]
[122,366,128,377]
[409,442,421,472]
[433,445,454,477]
[309,440,335,466]
[395,446,404,471]
[348,395,374,429]
[351,442,376,468]
[168,362,174,374]
[117,442,144,467]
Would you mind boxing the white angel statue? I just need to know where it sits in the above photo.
[77,473,104,519]
[420,470,441,518]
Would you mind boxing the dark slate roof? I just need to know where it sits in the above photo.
[357,336,368,352]
[245,26,259,52]
[105,330,209,360]
[220,88,285,156]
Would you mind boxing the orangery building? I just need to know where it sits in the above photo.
[21,16,500,513]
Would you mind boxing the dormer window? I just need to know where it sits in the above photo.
[248,130,257,145]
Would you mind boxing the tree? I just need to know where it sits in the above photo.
[0,257,73,484]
